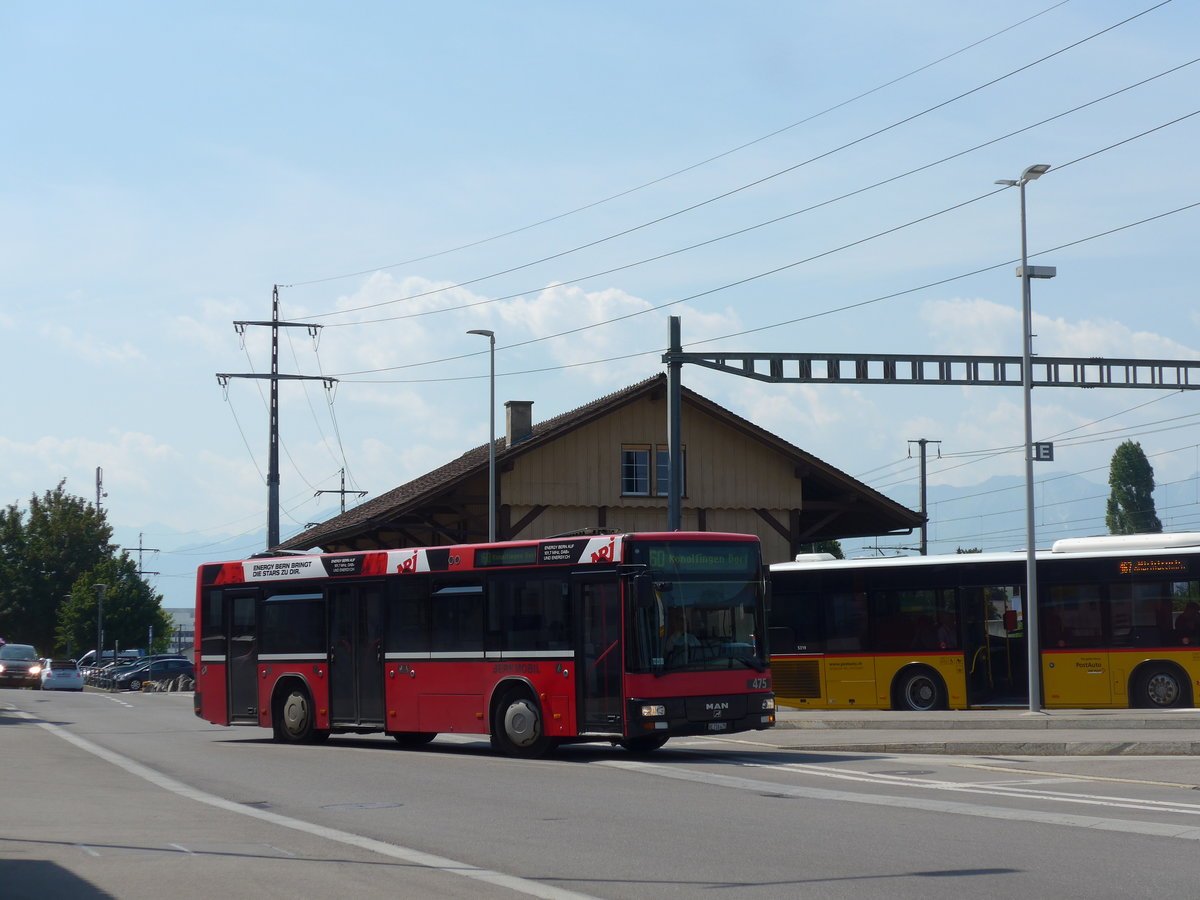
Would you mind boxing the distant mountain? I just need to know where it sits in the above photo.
[842,473,1112,557]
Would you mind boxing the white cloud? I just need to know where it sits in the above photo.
[39,323,145,364]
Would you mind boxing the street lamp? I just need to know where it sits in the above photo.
[467,329,496,542]
[94,583,107,668]
[994,163,1055,713]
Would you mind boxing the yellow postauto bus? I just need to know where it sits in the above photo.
[768,533,1200,710]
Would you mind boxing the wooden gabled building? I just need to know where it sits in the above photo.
[278,375,921,564]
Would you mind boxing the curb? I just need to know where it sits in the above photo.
[782,740,1200,756]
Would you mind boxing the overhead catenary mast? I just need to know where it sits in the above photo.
[218,285,335,548]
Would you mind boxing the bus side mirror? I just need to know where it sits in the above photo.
[1003,610,1019,633]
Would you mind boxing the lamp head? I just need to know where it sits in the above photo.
[1021,163,1050,182]
[467,329,495,339]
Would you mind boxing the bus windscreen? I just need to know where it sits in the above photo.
[626,540,766,675]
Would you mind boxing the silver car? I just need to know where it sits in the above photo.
[40,658,85,691]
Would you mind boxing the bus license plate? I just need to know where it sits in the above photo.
[708,722,729,732]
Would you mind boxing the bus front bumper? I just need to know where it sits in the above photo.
[626,692,776,738]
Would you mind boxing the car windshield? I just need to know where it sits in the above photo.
[0,645,38,660]
[49,659,77,669]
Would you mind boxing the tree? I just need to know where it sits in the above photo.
[798,540,844,559]
[1106,440,1162,535]
[57,553,171,658]
[0,482,114,653]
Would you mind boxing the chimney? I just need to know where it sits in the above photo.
[505,400,534,447]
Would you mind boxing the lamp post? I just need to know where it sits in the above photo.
[994,163,1054,713]
[467,329,496,542]
[94,583,107,669]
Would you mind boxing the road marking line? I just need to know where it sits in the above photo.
[24,712,599,900]
[599,758,1200,841]
[963,761,1200,790]
[739,760,1200,816]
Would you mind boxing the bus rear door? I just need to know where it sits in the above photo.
[228,591,259,724]
[328,582,386,728]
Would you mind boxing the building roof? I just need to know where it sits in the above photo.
[277,374,921,551]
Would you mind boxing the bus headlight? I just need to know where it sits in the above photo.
[640,704,666,718]
[760,697,775,710]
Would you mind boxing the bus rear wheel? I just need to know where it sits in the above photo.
[894,667,948,711]
[1134,665,1188,708]
[274,685,329,744]
[490,688,553,758]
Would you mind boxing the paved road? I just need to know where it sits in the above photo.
[1,697,542,899]
[5,689,1200,899]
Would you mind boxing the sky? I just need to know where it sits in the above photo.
[4,0,1200,610]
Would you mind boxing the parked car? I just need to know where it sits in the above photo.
[76,649,143,671]
[40,658,84,691]
[0,644,43,688]
[110,657,194,691]
[102,653,186,676]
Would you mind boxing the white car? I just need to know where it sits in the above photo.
[40,658,85,691]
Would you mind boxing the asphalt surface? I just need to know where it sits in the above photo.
[5,693,1200,898]
[773,704,1200,755]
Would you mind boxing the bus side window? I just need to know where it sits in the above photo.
[432,583,483,652]
[490,576,571,652]
[261,590,324,653]
[201,590,226,656]
[387,578,429,653]
[767,589,824,651]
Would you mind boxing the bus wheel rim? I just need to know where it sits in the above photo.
[283,692,309,734]
[504,699,540,747]
[1147,672,1179,706]
[906,676,935,710]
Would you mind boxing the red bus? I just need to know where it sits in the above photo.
[194,531,774,756]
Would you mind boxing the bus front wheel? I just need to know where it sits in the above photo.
[620,734,669,754]
[274,685,329,744]
[1134,665,1188,708]
[490,689,552,758]
[894,668,948,711]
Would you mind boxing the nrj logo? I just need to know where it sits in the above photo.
[397,549,420,573]
[591,537,615,563]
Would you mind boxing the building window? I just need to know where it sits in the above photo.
[622,444,685,497]
[655,446,685,496]
[621,446,650,496]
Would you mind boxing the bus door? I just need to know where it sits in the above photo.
[574,576,623,734]
[328,582,386,727]
[228,591,259,724]
[964,585,1026,705]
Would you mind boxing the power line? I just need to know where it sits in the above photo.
[307,60,1197,335]
[278,1,1077,289]
[332,192,1200,383]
